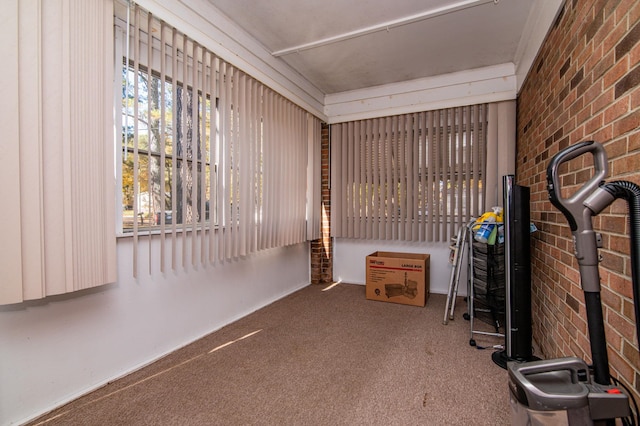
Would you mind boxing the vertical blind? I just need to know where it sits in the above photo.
[331,105,487,243]
[116,4,320,275]
[0,0,116,305]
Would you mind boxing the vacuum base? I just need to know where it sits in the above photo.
[492,349,540,369]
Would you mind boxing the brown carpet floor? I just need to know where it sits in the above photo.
[29,283,509,425]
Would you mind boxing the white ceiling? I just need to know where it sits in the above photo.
[204,0,550,95]
[148,0,565,121]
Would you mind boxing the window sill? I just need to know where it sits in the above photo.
[116,224,216,239]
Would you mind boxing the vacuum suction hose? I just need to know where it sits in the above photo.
[547,141,640,387]
[602,180,640,348]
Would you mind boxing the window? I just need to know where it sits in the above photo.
[331,105,487,242]
[115,4,319,273]
[120,67,212,232]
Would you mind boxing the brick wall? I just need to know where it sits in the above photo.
[310,123,333,284]
[518,0,640,397]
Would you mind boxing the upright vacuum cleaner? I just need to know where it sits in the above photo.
[509,141,640,425]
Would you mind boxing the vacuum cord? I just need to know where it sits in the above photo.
[602,180,640,424]
[602,181,640,346]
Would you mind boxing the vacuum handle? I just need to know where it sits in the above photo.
[509,357,590,410]
[512,356,588,381]
[546,141,608,231]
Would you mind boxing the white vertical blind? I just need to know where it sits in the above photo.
[485,100,516,208]
[0,1,23,304]
[331,104,487,243]
[118,5,320,273]
[0,0,116,305]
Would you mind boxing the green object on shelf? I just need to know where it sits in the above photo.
[487,225,498,245]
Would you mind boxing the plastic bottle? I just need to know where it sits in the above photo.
[474,216,495,243]
[474,207,503,244]
[497,223,505,244]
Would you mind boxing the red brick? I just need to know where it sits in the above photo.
[601,285,622,312]
[518,0,640,404]
[603,58,630,89]
[631,85,640,109]
[615,65,640,98]
[609,346,635,379]
[613,111,640,135]
[592,86,614,114]
[310,122,333,284]
[604,97,630,124]
[629,131,640,150]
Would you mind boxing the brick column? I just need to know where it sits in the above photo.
[310,123,333,284]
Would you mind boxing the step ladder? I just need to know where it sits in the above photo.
[443,221,472,324]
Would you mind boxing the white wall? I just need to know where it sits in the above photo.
[333,238,469,297]
[0,238,310,426]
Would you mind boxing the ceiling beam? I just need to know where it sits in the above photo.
[324,63,516,124]
[272,0,497,57]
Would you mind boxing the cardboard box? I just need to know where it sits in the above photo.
[366,251,430,307]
